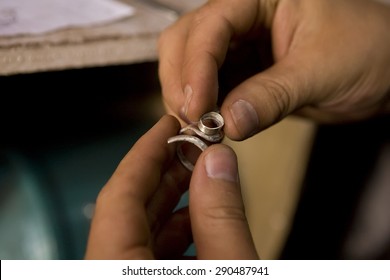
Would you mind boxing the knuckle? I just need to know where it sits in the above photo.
[260,77,294,122]
[258,0,280,27]
[202,205,247,225]
[94,185,110,209]
[157,27,173,52]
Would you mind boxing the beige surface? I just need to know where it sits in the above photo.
[0,0,176,75]
[225,117,317,259]
[0,0,210,76]
[1,0,318,259]
[149,88,317,259]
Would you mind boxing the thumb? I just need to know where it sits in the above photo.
[189,144,258,259]
[221,58,316,140]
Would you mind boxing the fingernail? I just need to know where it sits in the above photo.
[205,146,238,183]
[229,99,259,137]
[182,84,193,118]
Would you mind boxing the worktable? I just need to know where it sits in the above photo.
[0,0,204,76]
[0,0,318,260]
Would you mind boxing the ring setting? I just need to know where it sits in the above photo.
[167,111,225,171]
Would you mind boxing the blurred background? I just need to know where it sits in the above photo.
[0,62,164,259]
[0,0,389,260]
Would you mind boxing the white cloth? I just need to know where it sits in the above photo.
[0,0,135,37]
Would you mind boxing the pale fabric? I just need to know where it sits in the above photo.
[0,0,134,36]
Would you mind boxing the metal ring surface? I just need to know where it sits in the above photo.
[167,135,208,171]
[167,111,224,171]
[179,124,223,143]
[167,134,209,151]
[198,111,224,136]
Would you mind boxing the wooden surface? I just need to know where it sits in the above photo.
[225,117,317,259]
[0,0,181,75]
[150,88,317,259]
[0,0,318,259]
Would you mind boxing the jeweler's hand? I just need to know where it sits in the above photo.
[85,115,258,259]
[158,0,390,140]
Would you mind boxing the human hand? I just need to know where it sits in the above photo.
[158,0,390,140]
[84,115,258,259]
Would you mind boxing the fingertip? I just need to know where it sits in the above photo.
[191,144,240,196]
[221,99,260,141]
[191,143,242,207]
[189,144,258,259]
[160,114,182,131]
[181,64,219,123]
[203,144,239,183]
[220,62,305,140]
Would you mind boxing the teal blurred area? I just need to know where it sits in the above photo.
[0,62,167,259]
[0,131,145,259]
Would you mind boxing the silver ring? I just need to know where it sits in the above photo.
[167,135,209,171]
[198,111,224,136]
[167,134,209,151]
[167,111,224,171]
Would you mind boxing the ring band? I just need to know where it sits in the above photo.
[167,111,224,171]
[198,111,224,136]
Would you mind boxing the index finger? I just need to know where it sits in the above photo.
[158,0,278,122]
[85,115,181,259]
[158,5,232,123]
[103,114,181,202]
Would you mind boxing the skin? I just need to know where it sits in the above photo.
[85,115,258,259]
[85,0,390,259]
[158,0,390,140]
